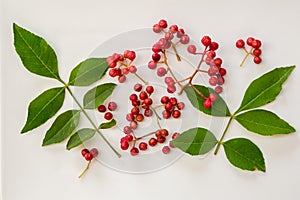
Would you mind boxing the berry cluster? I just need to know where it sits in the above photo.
[187,35,226,94]
[97,101,117,120]
[236,37,263,66]
[160,96,184,119]
[106,50,138,83]
[78,148,99,178]
[148,19,191,94]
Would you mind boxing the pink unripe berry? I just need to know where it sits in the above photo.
[187,45,197,54]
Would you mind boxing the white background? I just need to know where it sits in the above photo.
[1,0,300,199]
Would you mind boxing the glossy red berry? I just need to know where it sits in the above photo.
[135,114,144,122]
[169,97,177,106]
[209,42,219,51]
[152,53,161,62]
[158,19,168,28]
[104,112,113,120]
[144,109,153,117]
[246,37,254,46]
[129,65,137,73]
[84,153,93,161]
[251,39,262,49]
[172,110,181,118]
[157,67,167,77]
[160,129,169,137]
[143,98,153,106]
[130,147,139,156]
[219,68,227,76]
[129,94,138,102]
[253,49,262,56]
[203,98,212,109]
[123,126,132,134]
[164,102,173,111]
[81,148,89,157]
[148,138,157,147]
[126,113,134,121]
[152,44,161,53]
[130,121,138,129]
[97,105,106,113]
[209,76,218,86]
[180,35,190,44]
[187,45,197,54]
[236,39,245,48]
[146,86,154,95]
[134,83,143,92]
[207,50,216,59]
[148,60,157,69]
[139,142,148,151]
[162,146,171,154]
[169,25,178,33]
[214,58,222,66]
[162,110,171,119]
[177,102,185,110]
[253,56,262,64]
[121,141,129,150]
[139,91,148,100]
[131,107,140,115]
[201,36,211,46]
[161,96,169,104]
[157,136,166,143]
[108,102,117,111]
[167,85,176,93]
[153,24,162,33]
[172,132,180,140]
[126,51,136,61]
[90,148,99,158]
[118,75,126,83]
[215,86,223,94]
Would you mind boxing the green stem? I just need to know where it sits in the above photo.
[214,116,234,155]
[65,86,121,158]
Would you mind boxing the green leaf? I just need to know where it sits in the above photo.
[42,110,80,146]
[184,85,231,117]
[13,23,60,80]
[83,83,117,109]
[235,109,295,136]
[21,87,65,133]
[99,119,117,129]
[66,128,96,150]
[236,66,295,113]
[68,58,109,86]
[171,127,218,156]
[223,138,266,172]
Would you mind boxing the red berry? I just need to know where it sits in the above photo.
[172,132,180,140]
[209,76,218,86]
[167,85,176,93]
[108,61,117,68]
[162,110,171,119]
[236,39,245,48]
[125,134,134,142]
[139,142,148,151]
[157,136,166,143]
[208,66,219,76]
[129,65,137,73]
[135,114,144,122]
[203,98,212,109]
[127,51,136,61]
[169,97,177,106]
[164,102,173,111]
[169,25,178,33]
[90,148,99,158]
[253,49,262,56]
[161,96,169,104]
[162,146,171,154]
[122,68,130,75]
[152,53,161,62]
[165,32,174,40]
[180,35,190,44]
[134,83,143,92]
[152,44,161,53]
[131,107,140,115]
[144,109,153,117]
[126,113,134,121]
[144,98,153,105]
[158,19,168,28]
[120,141,129,150]
[251,39,262,49]
[176,28,185,38]
[148,138,157,147]
[177,102,185,110]
[157,67,167,77]
[84,153,93,161]
[131,100,140,107]
[129,94,138,102]
[130,147,139,156]
[201,35,211,46]
[123,126,132,134]
[209,93,217,102]
[130,121,138,129]
[207,50,216,59]
[217,76,225,85]
[109,68,118,77]
[108,102,117,111]
[81,148,89,157]
[209,42,219,51]
[214,58,222,66]
[148,60,157,69]
[246,37,255,46]
[215,86,223,94]
[118,75,126,83]
[169,141,175,148]
[172,110,181,118]
[253,56,262,64]
[146,86,154,95]
[160,129,169,137]
[187,45,196,54]
[97,105,106,113]
[139,91,148,100]
[153,24,162,33]
[104,112,113,120]
[219,68,226,76]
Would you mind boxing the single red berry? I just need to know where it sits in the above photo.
[176,28,185,38]
[153,24,162,33]
[253,49,262,57]
[187,45,196,54]
[134,83,143,92]
[109,68,118,77]
[108,61,117,68]
[236,39,245,48]
[131,100,140,107]
[162,110,171,119]
[144,98,153,105]
[209,93,217,102]
[130,147,139,156]
[158,19,168,28]
[148,138,158,147]
[207,50,216,59]
[217,76,225,85]
[148,60,157,69]
[208,66,219,76]
[152,44,161,53]
[130,121,138,129]
[155,130,162,138]
[120,141,129,150]
[201,35,211,46]
[203,98,212,109]
[219,68,227,76]
[215,86,223,94]
[97,105,106,113]
[139,91,148,100]
[177,102,185,110]
[165,32,174,40]
[127,51,136,61]
[169,97,177,106]
[125,134,134,142]
[129,93,138,102]
[157,67,167,77]
[253,56,262,64]
[172,110,181,118]
[123,126,132,134]
[135,114,144,122]
[90,148,99,158]
[152,53,161,62]
[122,68,130,75]
[251,39,262,49]
[104,112,113,120]
[167,85,176,93]
[164,102,173,111]
[129,65,137,73]
[81,148,89,157]
[209,76,218,86]
[146,86,154,95]
[209,42,219,51]
[169,141,175,148]
[180,35,190,44]
[246,37,254,46]
[139,142,148,151]
[157,136,166,143]
[108,102,117,111]
[214,58,222,66]
[126,113,135,121]
[161,96,169,104]
[160,129,169,137]
[169,25,178,33]
[144,109,153,117]
[131,107,140,115]
[84,153,93,161]
[162,146,171,154]
[118,75,126,83]
[172,132,180,140]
